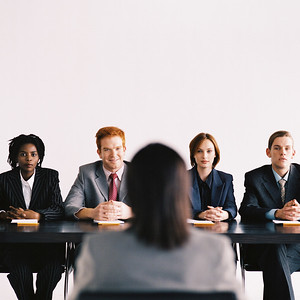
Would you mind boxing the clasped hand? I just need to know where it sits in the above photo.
[199,206,229,222]
[92,200,132,221]
[0,206,40,220]
[275,199,300,221]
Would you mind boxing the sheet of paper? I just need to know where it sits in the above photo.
[11,219,38,224]
[93,220,124,225]
[273,220,300,225]
[187,218,214,225]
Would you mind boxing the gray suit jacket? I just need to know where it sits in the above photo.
[64,161,130,218]
[70,228,244,300]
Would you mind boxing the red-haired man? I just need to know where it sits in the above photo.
[64,126,132,221]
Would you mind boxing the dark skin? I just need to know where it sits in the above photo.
[0,206,40,220]
[0,143,41,221]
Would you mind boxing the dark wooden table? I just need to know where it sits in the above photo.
[1,220,300,244]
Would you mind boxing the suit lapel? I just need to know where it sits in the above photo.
[10,169,27,208]
[95,162,109,201]
[119,163,128,202]
[190,167,202,211]
[30,167,41,209]
[262,166,282,207]
[211,169,225,207]
[285,164,300,202]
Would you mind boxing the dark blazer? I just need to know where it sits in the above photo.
[189,167,237,220]
[0,167,64,221]
[64,160,130,219]
[239,163,300,221]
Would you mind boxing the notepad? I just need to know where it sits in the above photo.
[273,220,300,226]
[93,220,124,225]
[11,219,39,225]
[187,219,214,225]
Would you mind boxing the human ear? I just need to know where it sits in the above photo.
[266,148,271,158]
[97,149,102,159]
[292,149,296,159]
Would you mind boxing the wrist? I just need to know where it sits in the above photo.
[222,210,229,220]
[198,211,206,219]
[0,211,7,220]
[75,207,94,220]
[36,212,41,221]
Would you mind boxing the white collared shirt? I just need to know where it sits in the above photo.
[20,170,35,209]
[103,165,124,191]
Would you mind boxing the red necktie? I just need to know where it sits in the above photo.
[109,173,118,201]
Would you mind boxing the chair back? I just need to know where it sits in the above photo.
[78,291,237,300]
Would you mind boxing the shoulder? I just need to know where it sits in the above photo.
[36,167,59,175]
[78,161,102,172]
[0,169,14,176]
[188,166,197,177]
[213,169,233,181]
[291,163,300,172]
[123,161,131,172]
[123,160,130,167]
[0,169,16,181]
[34,168,60,183]
[188,166,196,173]
[189,228,231,251]
[245,165,270,178]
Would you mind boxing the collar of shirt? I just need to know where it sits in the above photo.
[20,169,35,190]
[20,169,35,209]
[272,167,289,188]
[103,165,124,183]
[196,170,213,189]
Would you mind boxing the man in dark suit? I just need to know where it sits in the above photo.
[64,126,132,221]
[239,130,300,300]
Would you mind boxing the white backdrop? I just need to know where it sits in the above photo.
[1,0,300,206]
[1,2,300,299]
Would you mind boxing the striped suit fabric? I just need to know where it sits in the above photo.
[0,166,64,220]
[0,166,65,300]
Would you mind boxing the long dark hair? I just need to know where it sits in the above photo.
[128,143,190,249]
[7,134,45,169]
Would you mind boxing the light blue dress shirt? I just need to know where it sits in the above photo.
[265,169,289,220]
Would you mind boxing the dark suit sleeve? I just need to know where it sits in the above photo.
[34,170,64,221]
[239,172,271,221]
[0,171,22,211]
[0,178,8,211]
[222,175,237,220]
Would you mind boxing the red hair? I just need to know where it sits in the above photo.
[95,126,125,149]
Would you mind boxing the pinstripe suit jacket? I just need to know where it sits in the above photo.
[0,167,64,221]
